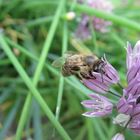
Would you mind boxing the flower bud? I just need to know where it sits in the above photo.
[81,94,113,117]
[112,133,125,140]
[64,11,76,21]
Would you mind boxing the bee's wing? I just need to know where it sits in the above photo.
[63,51,77,58]
[52,57,65,68]
[70,38,93,55]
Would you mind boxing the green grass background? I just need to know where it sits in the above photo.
[0,0,140,139]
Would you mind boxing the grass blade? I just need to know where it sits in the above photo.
[55,22,68,120]
[15,0,67,139]
[0,35,71,140]
[0,98,21,139]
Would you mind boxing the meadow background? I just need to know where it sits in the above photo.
[0,0,140,139]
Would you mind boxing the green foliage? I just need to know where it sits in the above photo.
[0,0,140,139]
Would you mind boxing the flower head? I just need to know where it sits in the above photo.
[116,41,140,135]
[81,94,113,117]
[75,0,113,40]
[117,41,140,111]
[80,41,140,137]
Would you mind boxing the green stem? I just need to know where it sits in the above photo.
[109,90,121,98]
[22,1,58,10]
[15,0,66,139]
[0,35,71,140]
[0,98,21,139]
[89,18,98,55]
[33,101,43,140]
[0,59,11,65]
[74,4,140,31]
[0,1,71,139]
[118,82,124,89]
[55,22,68,120]
[25,16,53,27]
[86,119,94,140]
[110,32,125,49]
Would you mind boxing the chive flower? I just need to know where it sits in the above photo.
[75,0,113,40]
[81,94,113,117]
[116,41,140,135]
[80,41,140,139]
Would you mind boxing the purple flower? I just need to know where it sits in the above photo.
[75,15,91,40]
[88,0,113,32]
[80,41,140,136]
[75,0,113,40]
[127,104,140,134]
[82,57,119,94]
[116,41,140,135]
[117,96,134,115]
[126,41,140,71]
[81,94,113,117]
[129,117,140,135]
[82,77,109,94]
[101,56,120,84]
[117,95,140,135]
[112,133,125,140]
[117,41,140,109]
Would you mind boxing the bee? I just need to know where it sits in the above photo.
[52,52,106,80]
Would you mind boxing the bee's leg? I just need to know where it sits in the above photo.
[70,66,83,80]
[70,69,83,80]
[74,71,84,80]
[99,62,107,83]
[74,71,92,80]
[89,70,96,79]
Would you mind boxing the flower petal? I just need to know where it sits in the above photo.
[117,97,133,115]
[133,40,140,55]
[82,110,111,117]
[83,79,109,93]
[75,15,91,40]
[132,104,140,119]
[104,62,120,83]
[91,72,114,85]
[81,100,99,108]
[127,66,140,83]
[126,41,133,69]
